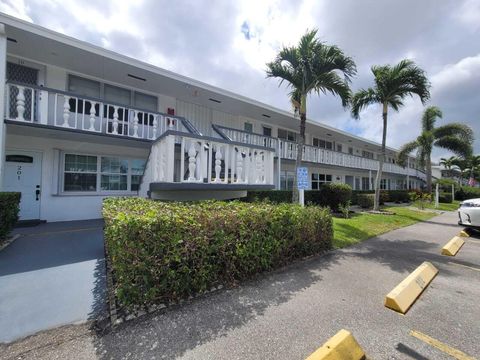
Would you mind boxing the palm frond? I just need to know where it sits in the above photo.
[397,140,420,166]
[421,106,442,132]
[350,88,378,119]
[434,136,473,158]
[434,123,474,143]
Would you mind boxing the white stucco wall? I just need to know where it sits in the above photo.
[6,134,149,222]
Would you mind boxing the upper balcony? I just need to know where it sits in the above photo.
[5,82,196,141]
[215,125,427,181]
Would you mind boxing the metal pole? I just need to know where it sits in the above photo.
[452,183,455,201]
[435,183,439,208]
[299,188,304,207]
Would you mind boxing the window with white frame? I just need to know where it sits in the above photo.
[380,178,388,190]
[280,171,295,190]
[362,150,374,159]
[278,128,297,142]
[361,177,370,190]
[312,137,333,150]
[63,153,145,193]
[311,173,332,190]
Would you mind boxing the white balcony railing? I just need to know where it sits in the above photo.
[140,131,275,193]
[5,82,190,140]
[216,125,427,180]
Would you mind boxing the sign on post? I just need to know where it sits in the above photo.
[297,167,308,207]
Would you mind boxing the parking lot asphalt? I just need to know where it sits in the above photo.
[2,211,479,359]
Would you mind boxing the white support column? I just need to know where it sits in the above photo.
[368,170,372,190]
[0,24,6,189]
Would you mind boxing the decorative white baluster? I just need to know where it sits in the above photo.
[152,115,158,139]
[214,146,223,182]
[260,152,265,183]
[236,149,243,183]
[112,106,119,134]
[62,96,71,127]
[88,101,96,131]
[255,152,262,184]
[16,86,26,121]
[132,110,139,137]
[187,141,197,181]
[168,117,175,130]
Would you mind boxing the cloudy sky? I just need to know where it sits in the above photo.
[2,0,479,158]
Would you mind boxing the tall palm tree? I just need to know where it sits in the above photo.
[266,29,356,202]
[397,106,473,192]
[439,155,460,179]
[465,155,480,185]
[351,60,430,211]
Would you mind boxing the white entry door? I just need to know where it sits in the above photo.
[4,150,42,220]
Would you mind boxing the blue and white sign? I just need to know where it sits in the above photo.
[296,167,309,190]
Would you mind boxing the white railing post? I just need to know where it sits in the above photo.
[236,149,243,183]
[152,115,158,139]
[38,89,49,124]
[16,85,25,121]
[62,96,70,127]
[112,106,119,134]
[132,110,139,137]
[88,101,96,131]
[187,140,197,182]
[214,145,222,183]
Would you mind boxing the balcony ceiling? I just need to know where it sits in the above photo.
[2,14,399,156]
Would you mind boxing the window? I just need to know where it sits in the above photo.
[278,128,296,142]
[362,150,374,159]
[105,84,131,106]
[348,147,354,155]
[362,177,370,190]
[311,173,332,190]
[337,144,343,152]
[280,171,295,190]
[380,179,387,190]
[63,153,145,193]
[100,157,128,191]
[64,154,98,192]
[262,126,272,137]
[134,92,157,112]
[244,122,253,133]
[313,137,332,150]
[68,75,101,98]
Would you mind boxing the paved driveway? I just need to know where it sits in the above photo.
[2,212,480,359]
[0,220,106,343]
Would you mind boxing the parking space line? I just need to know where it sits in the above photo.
[447,261,480,272]
[409,330,476,360]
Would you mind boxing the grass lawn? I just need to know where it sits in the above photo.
[420,200,461,212]
[333,206,438,249]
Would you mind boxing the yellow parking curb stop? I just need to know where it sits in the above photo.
[384,262,438,314]
[459,230,470,237]
[305,329,366,360]
[441,236,465,256]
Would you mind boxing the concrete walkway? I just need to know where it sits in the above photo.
[2,212,480,359]
[0,220,106,343]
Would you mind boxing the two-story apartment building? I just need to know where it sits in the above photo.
[0,14,425,222]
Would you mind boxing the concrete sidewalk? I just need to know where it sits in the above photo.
[0,220,106,344]
[2,212,479,359]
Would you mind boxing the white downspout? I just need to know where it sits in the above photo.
[0,24,7,189]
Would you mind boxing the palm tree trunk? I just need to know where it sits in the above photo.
[292,94,306,203]
[426,155,432,193]
[374,103,388,211]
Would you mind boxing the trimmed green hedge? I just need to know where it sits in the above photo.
[0,192,21,239]
[455,186,480,201]
[245,184,352,211]
[438,192,453,203]
[103,198,333,307]
[356,193,374,209]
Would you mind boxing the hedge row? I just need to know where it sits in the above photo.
[245,187,409,209]
[243,183,352,211]
[0,192,21,239]
[455,186,480,201]
[103,198,333,307]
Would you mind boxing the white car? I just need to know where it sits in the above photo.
[458,198,480,228]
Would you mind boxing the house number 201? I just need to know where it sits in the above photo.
[17,166,22,180]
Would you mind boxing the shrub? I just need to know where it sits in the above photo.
[352,190,389,205]
[0,192,21,239]
[438,192,453,203]
[387,190,410,203]
[245,184,352,211]
[357,194,374,209]
[103,198,333,307]
[411,192,432,210]
[338,200,351,219]
[455,186,480,201]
